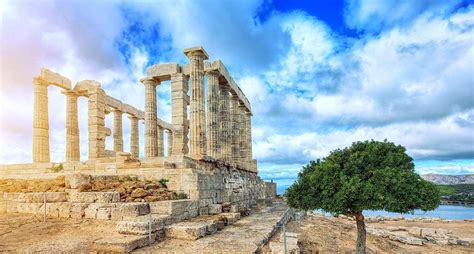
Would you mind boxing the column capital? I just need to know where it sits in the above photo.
[183,46,209,60]
[140,77,159,86]
[111,108,123,114]
[127,114,139,120]
[33,77,48,86]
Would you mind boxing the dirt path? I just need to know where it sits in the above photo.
[0,214,117,253]
[294,214,474,253]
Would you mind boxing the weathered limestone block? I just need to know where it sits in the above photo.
[68,192,120,203]
[116,215,167,235]
[110,203,150,221]
[66,173,91,189]
[57,202,71,218]
[70,203,89,219]
[146,62,180,79]
[209,204,222,215]
[85,203,103,219]
[93,234,155,253]
[220,212,241,225]
[149,200,197,216]
[40,68,71,90]
[165,221,209,240]
[17,192,67,203]
[17,203,42,214]
[97,207,111,220]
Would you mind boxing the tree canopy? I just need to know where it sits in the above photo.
[286,140,440,215]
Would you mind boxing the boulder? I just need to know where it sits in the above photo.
[131,188,147,198]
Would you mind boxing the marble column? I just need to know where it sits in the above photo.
[184,47,209,158]
[128,115,139,158]
[219,83,231,161]
[88,86,106,159]
[206,70,220,158]
[141,77,159,158]
[32,77,50,163]
[63,90,80,162]
[238,104,248,165]
[113,109,123,152]
[170,73,189,155]
[157,125,164,157]
[167,129,173,157]
[230,93,241,164]
[245,111,253,162]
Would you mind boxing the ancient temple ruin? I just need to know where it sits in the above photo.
[31,46,255,170]
[0,46,285,252]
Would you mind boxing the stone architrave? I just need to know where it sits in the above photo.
[206,70,220,158]
[238,103,247,165]
[230,93,241,164]
[128,115,139,158]
[62,90,80,162]
[157,125,164,157]
[141,77,159,158]
[113,109,124,152]
[88,86,106,159]
[32,77,50,163]
[184,46,209,158]
[170,73,189,155]
[219,83,231,161]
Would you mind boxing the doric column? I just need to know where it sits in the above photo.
[113,109,123,152]
[167,129,173,157]
[246,111,253,162]
[206,70,220,158]
[170,73,189,155]
[157,125,164,157]
[63,90,80,162]
[88,86,106,159]
[184,47,209,158]
[230,93,241,164]
[128,115,139,158]
[141,77,159,158]
[238,103,247,165]
[219,83,231,161]
[32,77,50,163]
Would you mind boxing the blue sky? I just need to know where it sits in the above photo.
[0,0,473,194]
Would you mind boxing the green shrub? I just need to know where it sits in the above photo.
[50,163,64,173]
[174,191,188,199]
[159,178,169,188]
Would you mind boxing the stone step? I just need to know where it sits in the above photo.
[92,233,158,253]
[164,213,241,240]
[116,214,170,235]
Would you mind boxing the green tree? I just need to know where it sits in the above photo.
[285,140,440,254]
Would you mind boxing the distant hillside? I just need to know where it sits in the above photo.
[422,174,474,185]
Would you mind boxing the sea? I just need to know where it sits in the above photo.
[313,205,474,220]
[275,184,474,220]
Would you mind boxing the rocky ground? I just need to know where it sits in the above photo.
[291,214,474,253]
[0,213,117,253]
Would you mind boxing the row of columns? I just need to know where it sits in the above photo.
[32,78,172,163]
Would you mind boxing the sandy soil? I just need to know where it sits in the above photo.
[0,213,117,253]
[289,214,474,253]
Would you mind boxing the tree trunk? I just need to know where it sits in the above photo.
[355,212,366,254]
